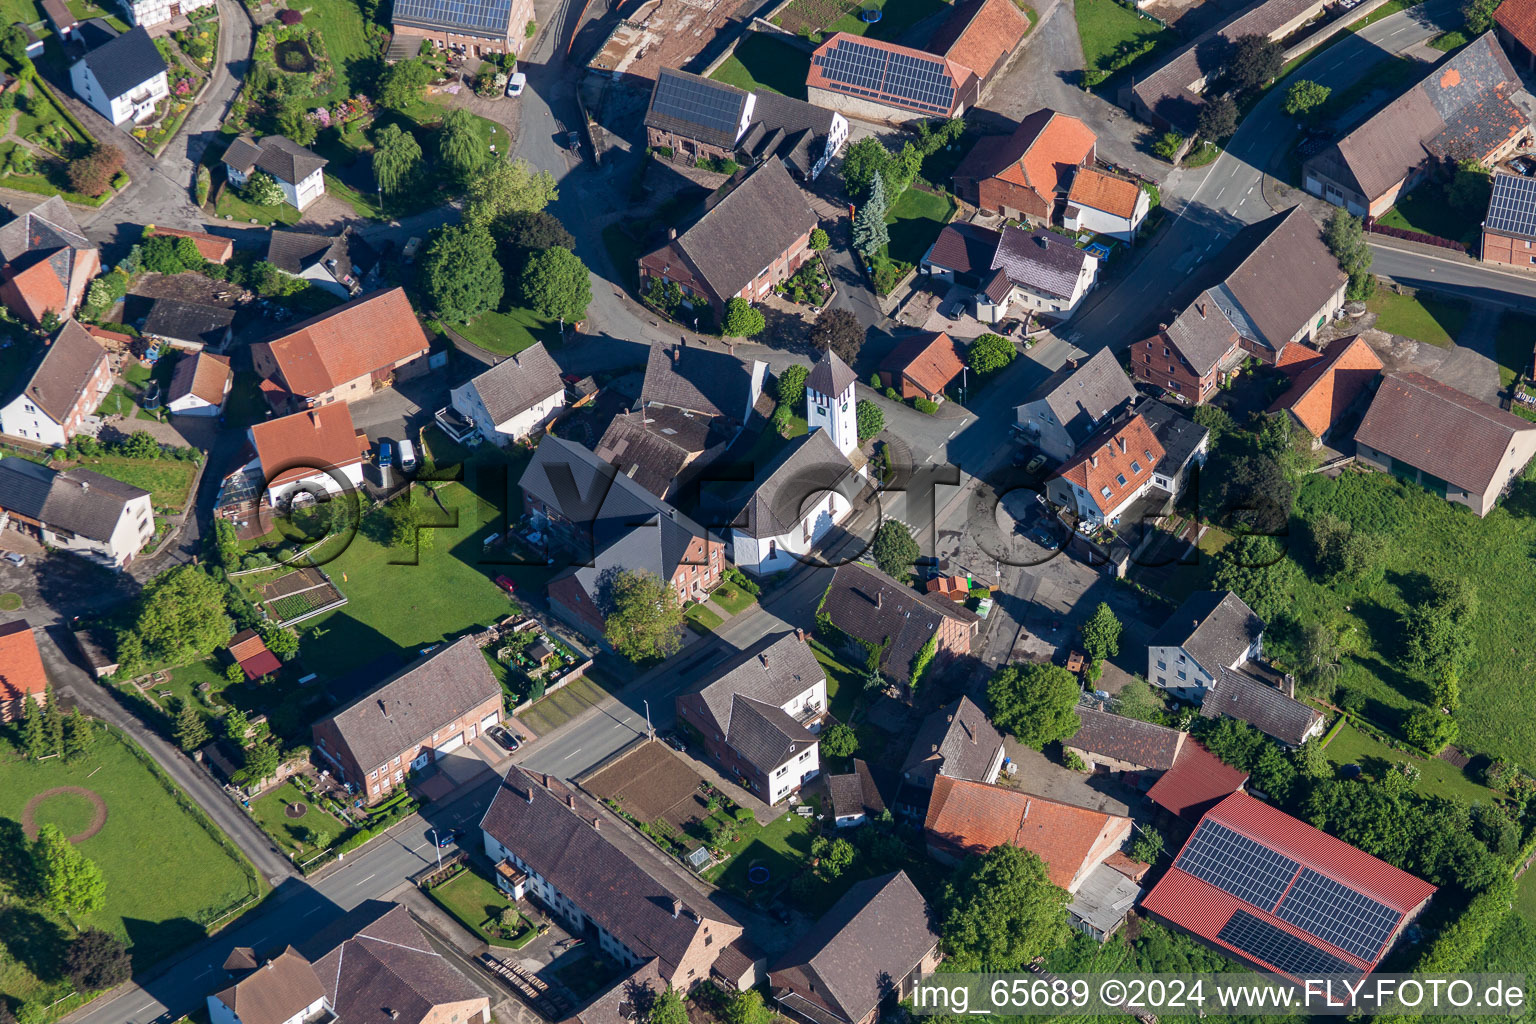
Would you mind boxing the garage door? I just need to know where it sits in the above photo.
[436,732,465,754]
[480,712,499,729]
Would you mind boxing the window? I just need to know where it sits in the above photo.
[1156,676,1165,685]
[391,756,400,766]
[776,766,788,777]
[1156,660,1166,671]
[394,770,403,782]
[1099,486,1112,498]
[369,769,378,779]
[1144,353,1151,363]
[1130,461,1142,474]
[1177,670,1186,680]
[1115,474,1127,486]
[1163,347,1169,356]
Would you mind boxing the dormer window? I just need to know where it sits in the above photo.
[1099,486,1112,498]
[1130,460,1142,474]
[1115,474,1126,486]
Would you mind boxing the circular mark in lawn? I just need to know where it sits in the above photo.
[22,787,108,843]
[0,593,21,611]
[747,864,770,885]
[274,40,316,73]
[284,802,309,819]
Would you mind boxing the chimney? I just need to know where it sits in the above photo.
[668,227,678,240]
[592,816,601,830]
[567,793,576,809]
[1282,673,1297,699]
[1037,235,1049,249]
[1197,302,1206,320]
[759,652,768,668]
[526,786,534,804]
[672,346,680,364]
[1070,359,1078,370]
[876,591,883,610]
[389,1012,399,1021]
[795,627,806,643]
[263,960,274,971]
[672,898,682,919]
[542,773,551,788]
[80,479,89,492]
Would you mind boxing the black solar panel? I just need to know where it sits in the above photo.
[1175,821,1299,911]
[1274,869,1400,963]
[393,0,513,32]
[650,72,744,139]
[1218,910,1358,977]
[813,38,954,114]
[1485,172,1536,238]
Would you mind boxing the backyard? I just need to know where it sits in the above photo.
[61,454,198,512]
[426,866,536,947]
[773,0,950,40]
[248,779,349,857]
[885,186,956,265]
[1321,720,1500,806]
[710,35,812,99]
[0,730,264,1007]
[1076,0,1174,87]
[451,306,557,356]
[1365,288,1468,348]
[1376,181,1486,248]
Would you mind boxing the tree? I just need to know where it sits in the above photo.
[0,23,29,65]
[225,662,246,686]
[130,566,232,665]
[1283,79,1331,117]
[1225,34,1284,92]
[520,245,591,323]
[721,297,766,338]
[437,108,488,180]
[1405,707,1458,753]
[1196,94,1238,141]
[776,364,809,409]
[870,519,917,581]
[239,739,281,784]
[1152,131,1184,161]
[1463,0,1500,33]
[21,694,45,759]
[422,224,503,323]
[967,332,1015,377]
[140,234,188,275]
[381,490,438,553]
[258,622,300,661]
[855,399,883,440]
[1296,620,1342,689]
[988,663,1080,749]
[851,172,889,257]
[1403,574,1476,689]
[1324,209,1375,300]
[649,989,689,1024]
[1448,157,1492,212]
[1212,535,1295,623]
[64,929,131,991]
[61,709,92,761]
[65,144,124,198]
[840,136,890,200]
[941,844,1070,970]
[1293,737,1331,780]
[810,835,856,878]
[1130,827,1165,864]
[224,707,251,745]
[243,170,285,207]
[1080,602,1121,665]
[377,57,432,110]
[1206,450,1293,534]
[276,103,318,146]
[213,519,240,568]
[195,164,212,206]
[40,685,61,758]
[723,990,774,1024]
[372,122,423,195]
[464,158,558,227]
[811,308,863,364]
[809,227,830,250]
[174,700,210,752]
[1114,677,1166,724]
[500,209,573,256]
[820,722,858,759]
[1310,513,1385,587]
[34,824,106,920]
[604,570,684,662]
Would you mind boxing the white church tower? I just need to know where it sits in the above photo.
[806,349,859,460]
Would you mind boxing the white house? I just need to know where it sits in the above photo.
[166,351,231,417]
[1014,349,1137,463]
[207,949,327,1024]
[1147,590,1264,701]
[69,21,167,125]
[1063,167,1151,242]
[977,225,1099,323]
[0,458,154,568]
[222,134,329,211]
[0,321,112,448]
[448,342,565,446]
[121,0,214,28]
[248,404,368,507]
[1045,410,1165,533]
[728,428,858,576]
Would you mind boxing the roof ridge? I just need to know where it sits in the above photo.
[1394,370,1533,431]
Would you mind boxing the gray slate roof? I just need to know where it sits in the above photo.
[1151,590,1264,677]
[594,411,693,499]
[223,134,328,185]
[642,343,761,421]
[564,512,708,614]
[521,435,698,549]
[1202,207,1345,355]
[687,631,823,773]
[266,229,348,277]
[900,695,1003,785]
[1066,705,1185,770]
[769,871,939,1024]
[0,195,90,264]
[746,90,838,174]
[1199,666,1324,745]
[991,225,1092,300]
[1163,295,1241,376]
[729,428,858,539]
[1138,399,1209,472]
[821,563,976,685]
[316,637,499,772]
[1066,862,1142,937]
[13,320,106,423]
[467,342,563,425]
[806,349,856,399]
[925,222,1003,276]
[0,458,145,542]
[76,21,165,98]
[1018,348,1136,448]
[143,298,234,346]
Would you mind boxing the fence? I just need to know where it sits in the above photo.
[1366,221,1469,253]
[511,658,595,714]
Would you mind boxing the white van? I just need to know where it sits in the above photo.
[398,439,418,473]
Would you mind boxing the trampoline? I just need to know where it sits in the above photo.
[747,865,771,885]
[860,7,882,21]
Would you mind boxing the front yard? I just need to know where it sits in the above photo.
[427,866,537,947]
[1076,0,1175,87]
[62,454,198,512]
[248,780,349,856]
[213,184,304,225]
[885,186,956,266]
[1376,181,1485,247]
[450,306,558,356]
[1365,288,1468,348]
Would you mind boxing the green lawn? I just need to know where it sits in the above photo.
[711,582,757,615]
[1075,0,1172,84]
[1321,721,1500,805]
[0,729,263,1007]
[213,186,303,225]
[286,0,370,104]
[710,35,811,99]
[1365,289,1468,348]
[884,187,955,265]
[1494,312,1535,388]
[428,868,535,947]
[13,81,86,152]
[685,602,723,634]
[1377,182,1485,247]
[452,306,557,356]
[1518,867,1536,923]
[64,0,128,30]
[826,0,949,39]
[703,804,812,892]
[67,455,197,511]
[248,780,347,856]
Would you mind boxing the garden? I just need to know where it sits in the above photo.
[132,36,208,154]
[1365,287,1468,348]
[488,621,583,707]
[248,777,349,856]
[426,864,539,947]
[1076,0,1176,88]
[772,0,949,42]
[0,78,126,205]
[777,255,833,307]
[710,34,812,99]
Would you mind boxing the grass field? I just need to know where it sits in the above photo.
[214,186,303,225]
[515,675,613,735]
[288,0,371,104]
[428,868,534,947]
[1518,868,1536,923]
[453,306,556,356]
[885,187,955,265]
[1377,182,1485,247]
[0,730,262,1006]
[68,455,197,511]
[248,781,347,856]
[1075,0,1171,83]
[825,0,949,38]
[1495,313,1535,387]
[685,602,723,634]
[703,803,812,891]
[1320,721,1498,805]
[1366,289,1468,348]
[710,35,811,99]
[711,582,757,615]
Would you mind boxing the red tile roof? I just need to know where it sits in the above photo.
[255,288,429,399]
[227,629,282,679]
[1146,739,1247,821]
[1066,167,1141,219]
[1497,0,1536,55]
[150,227,234,264]
[0,621,47,706]
[1000,111,1097,200]
[1266,335,1382,439]
[1054,412,1164,516]
[933,0,1030,81]
[249,404,369,490]
[880,331,965,397]
[7,257,68,323]
[925,775,1131,890]
[1141,793,1437,980]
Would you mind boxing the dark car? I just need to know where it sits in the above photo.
[377,439,395,466]
[567,130,581,151]
[662,733,687,753]
[488,725,519,752]
[1515,156,1536,176]
[431,827,462,848]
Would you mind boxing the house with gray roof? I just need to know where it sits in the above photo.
[1015,349,1137,462]
[0,196,99,326]
[923,223,1098,323]
[724,428,862,575]
[0,457,152,567]
[222,134,328,211]
[311,637,502,804]
[1139,399,1211,495]
[481,767,744,988]
[898,695,1005,811]
[1199,666,1325,747]
[1065,704,1186,772]
[677,631,826,804]
[448,342,564,447]
[143,299,235,353]
[266,227,379,298]
[769,871,941,1024]
[822,564,978,691]
[1148,590,1264,701]
[0,321,111,447]
[69,20,166,125]
[391,0,533,60]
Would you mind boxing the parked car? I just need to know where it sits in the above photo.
[505,71,526,96]
[567,130,581,151]
[1025,453,1047,474]
[662,733,687,753]
[431,827,462,848]
[488,725,519,752]
[377,439,395,467]
[494,575,518,596]
[402,237,421,264]
[397,439,418,473]
[1514,156,1536,176]
[2,552,23,566]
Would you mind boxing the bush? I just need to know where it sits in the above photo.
[914,397,938,415]
[1152,132,1184,161]
[66,143,126,198]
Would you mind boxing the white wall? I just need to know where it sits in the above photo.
[126,0,214,27]
[766,744,819,804]
[1002,254,1099,320]
[1066,191,1150,242]
[731,490,851,575]
[1015,398,1081,463]
[169,392,222,416]
[72,62,168,125]
[451,381,565,445]
[265,462,366,507]
[284,169,326,211]
[0,394,67,447]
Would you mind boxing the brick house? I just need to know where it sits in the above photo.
[807,33,976,122]
[638,160,818,320]
[0,620,48,722]
[644,68,752,164]
[1045,411,1166,531]
[1265,334,1382,444]
[311,637,501,804]
[251,288,431,411]
[0,321,112,447]
[0,196,99,326]
[1064,705,1186,773]
[391,0,535,58]
[877,331,965,402]
[819,564,978,690]
[953,109,1096,223]
[1482,171,1536,267]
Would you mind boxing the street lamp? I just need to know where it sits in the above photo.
[429,829,443,870]
[643,699,654,740]
[959,365,968,405]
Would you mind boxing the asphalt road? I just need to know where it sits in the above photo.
[1369,241,1536,309]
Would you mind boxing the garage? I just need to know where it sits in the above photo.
[480,712,499,730]
[436,732,466,755]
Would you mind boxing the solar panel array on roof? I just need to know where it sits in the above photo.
[392,0,512,33]
[1217,911,1359,978]
[1175,821,1299,911]
[1485,172,1536,238]
[813,38,955,114]
[651,73,743,139]
[1274,869,1401,962]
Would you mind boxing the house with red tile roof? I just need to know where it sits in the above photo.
[927,0,1031,89]
[1266,335,1382,444]
[0,196,100,326]
[1045,411,1165,531]
[0,321,112,447]
[1141,792,1436,983]
[147,226,233,264]
[1064,167,1150,242]
[953,109,1096,223]
[1497,0,1536,68]
[807,33,977,122]
[251,288,431,411]
[247,403,370,507]
[1354,371,1536,516]
[0,620,48,722]
[226,629,282,681]
[167,351,232,418]
[877,331,965,402]
[1146,739,1248,821]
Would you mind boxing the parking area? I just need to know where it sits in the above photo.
[413,743,501,803]
[0,549,139,628]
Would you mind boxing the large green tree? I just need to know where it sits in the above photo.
[723,990,774,1024]
[721,297,766,338]
[1324,208,1375,300]
[34,824,107,920]
[464,158,559,227]
[371,122,423,195]
[870,519,918,581]
[1224,34,1284,92]
[840,136,890,200]
[500,210,574,257]
[520,245,592,323]
[855,399,883,440]
[377,57,432,110]
[811,308,864,364]
[1463,0,1500,33]
[1403,574,1476,693]
[1080,602,1122,665]
[968,333,1014,376]
[437,108,489,180]
[1196,94,1238,141]
[776,364,809,409]
[1212,534,1296,623]
[942,843,1070,970]
[649,989,689,1024]
[603,569,684,663]
[851,173,890,257]
[131,566,232,665]
[988,663,1080,749]
[175,700,210,752]
[422,224,504,322]
[1282,79,1331,117]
